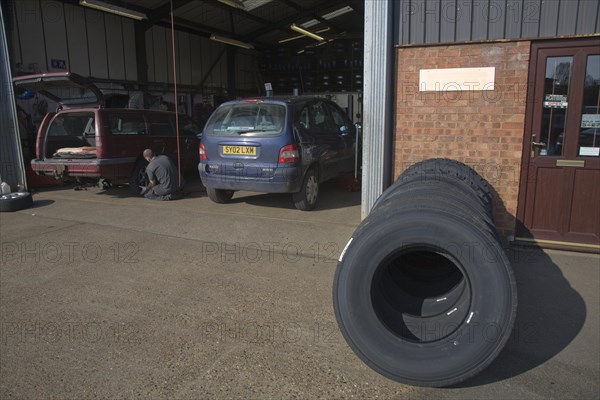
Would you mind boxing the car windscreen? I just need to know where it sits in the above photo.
[204,103,285,136]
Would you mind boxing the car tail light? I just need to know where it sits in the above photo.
[199,143,207,161]
[278,144,299,164]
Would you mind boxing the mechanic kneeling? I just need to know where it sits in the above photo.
[140,148,183,201]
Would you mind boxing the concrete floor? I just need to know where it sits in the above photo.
[0,177,598,399]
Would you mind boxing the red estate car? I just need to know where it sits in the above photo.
[13,72,200,189]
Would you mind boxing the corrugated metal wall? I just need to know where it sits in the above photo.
[7,0,258,91]
[1,5,27,191]
[395,0,600,45]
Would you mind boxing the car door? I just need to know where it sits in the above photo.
[147,112,175,157]
[177,115,201,170]
[324,101,356,173]
[296,100,345,182]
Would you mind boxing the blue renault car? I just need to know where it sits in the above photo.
[199,97,356,210]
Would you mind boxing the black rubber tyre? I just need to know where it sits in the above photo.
[376,158,493,214]
[293,168,319,211]
[401,158,492,201]
[373,186,498,239]
[206,187,234,203]
[129,159,149,195]
[374,170,493,215]
[333,207,517,387]
[0,192,33,212]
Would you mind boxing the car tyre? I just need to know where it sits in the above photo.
[207,187,234,203]
[0,191,33,212]
[129,159,149,195]
[293,168,318,211]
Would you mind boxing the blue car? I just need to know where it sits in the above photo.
[199,97,357,210]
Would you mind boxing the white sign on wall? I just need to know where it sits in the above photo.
[419,67,496,92]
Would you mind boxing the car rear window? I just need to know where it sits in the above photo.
[204,103,285,136]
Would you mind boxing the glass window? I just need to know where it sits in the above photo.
[539,56,572,156]
[178,115,201,137]
[148,114,175,136]
[326,103,349,129]
[109,113,147,135]
[48,113,95,137]
[578,55,600,157]
[205,103,285,136]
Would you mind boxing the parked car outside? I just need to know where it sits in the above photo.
[13,72,200,190]
[199,96,357,210]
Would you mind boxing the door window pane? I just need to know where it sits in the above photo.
[148,114,175,136]
[540,56,572,156]
[579,55,600,157]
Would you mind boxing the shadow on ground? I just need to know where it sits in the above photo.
[232,181,361,211]
[452,184,587,387]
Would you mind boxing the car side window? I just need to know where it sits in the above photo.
[148,114,175,136]
[109,113,147,135]
[298,106,311,129]
[311,102,334,133]
[298,102,334,133]
[326,103,349,130]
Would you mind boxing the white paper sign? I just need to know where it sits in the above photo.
[579,147,600,157]
[581,114,600,128]
[419,67,495,91]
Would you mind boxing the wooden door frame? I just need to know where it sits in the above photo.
[516,37,600,250]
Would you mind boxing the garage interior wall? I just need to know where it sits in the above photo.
[8,0,259,93]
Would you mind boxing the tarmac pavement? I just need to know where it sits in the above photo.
[0,177,598,399]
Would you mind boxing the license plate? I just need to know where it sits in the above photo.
[222,145,256,156]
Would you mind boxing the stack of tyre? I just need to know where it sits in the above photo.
[333,158,517,387]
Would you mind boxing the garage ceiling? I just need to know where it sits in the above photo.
[74,0,364,53]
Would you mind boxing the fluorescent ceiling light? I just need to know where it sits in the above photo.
[210,35,254,49]
[278,27,330,43]
[290,24,324,41]
[244,0,273,11]
[79,0,147,20]
[322,6,353,20]
[218,0,245,9]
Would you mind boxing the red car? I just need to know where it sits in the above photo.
[13,72,200,189]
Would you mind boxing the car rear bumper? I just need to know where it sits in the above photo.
[31,157,136,180]
[199,163,304,193]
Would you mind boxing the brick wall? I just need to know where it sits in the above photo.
[393,41,531,238]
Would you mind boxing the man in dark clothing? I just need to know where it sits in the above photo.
[140,149,182,200]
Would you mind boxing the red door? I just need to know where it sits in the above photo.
[517,39,600,252]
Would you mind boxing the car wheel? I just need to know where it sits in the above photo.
[293,168,318,211]
[206,187,234,203]
[0,191,33,212]
[129,159,149,195]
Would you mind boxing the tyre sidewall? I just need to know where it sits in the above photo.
[0,192,33,212]
[293,169,318,210]
[129,159,149,194]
